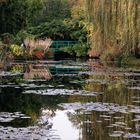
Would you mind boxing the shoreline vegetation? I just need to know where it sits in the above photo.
[0,0,140,67]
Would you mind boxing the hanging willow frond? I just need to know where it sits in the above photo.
[86,0,140,56]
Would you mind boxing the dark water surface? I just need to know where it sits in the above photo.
[0,60,140,140]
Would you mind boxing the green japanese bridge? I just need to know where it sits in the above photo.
[50,41,80,52]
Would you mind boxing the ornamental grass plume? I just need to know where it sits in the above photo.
[24,38,52,58]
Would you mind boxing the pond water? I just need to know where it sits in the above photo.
[0,60,140,140]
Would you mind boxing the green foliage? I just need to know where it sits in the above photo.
[10,44,23,56]
[0,0,75,35]
[63,43,89,57]
[27,19,88,42]
[26,0,43,25]
[10,64,23,73]
[0,0,90,58]
[25,18,90,57]
[13,30,34,44]
[0,0,27,34]
[74,43,89,57]
[40,0,72,21]
[0,41,14,63]
[1,33,14,44]
[0,0,43,34]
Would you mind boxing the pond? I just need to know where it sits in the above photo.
[0,60,140,140]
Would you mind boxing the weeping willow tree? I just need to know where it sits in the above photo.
[86,0,140,59]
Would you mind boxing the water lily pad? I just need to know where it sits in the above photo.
[124,133,140,139]
[0,112,30,123]
[59,102,140,114]
[23,89,99,96]
[0,125,60,140]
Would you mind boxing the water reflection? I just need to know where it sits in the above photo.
[52,110,82,140]
[0,60,139,139]
[23,64,51,80]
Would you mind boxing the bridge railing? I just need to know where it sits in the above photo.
[50,41,79,51]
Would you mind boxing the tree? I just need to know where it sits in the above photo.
[86,0,140,58]
[0,0,43,34]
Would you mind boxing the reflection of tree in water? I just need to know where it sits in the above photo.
[0,85,69,127]
[66,68,140,140]
[37,109,55,128]
[82,69,140,105]
[24,64,52,80]
[67,110,98,140]
[67,109,140,140]
[67,111,81,129]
